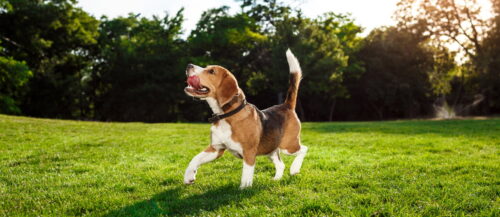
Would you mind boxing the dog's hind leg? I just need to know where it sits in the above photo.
[268,149,285,180]
[289,144,308,175]
[282,141,308,175]
[184,146,225,185]
[278,111,306,175]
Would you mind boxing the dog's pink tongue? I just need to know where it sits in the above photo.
[187,76,201,89]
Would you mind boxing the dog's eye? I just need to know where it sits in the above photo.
[208,69,215,74]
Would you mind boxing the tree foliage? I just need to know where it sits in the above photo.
[0,0,98,118]
[0,0,498,121]
[339,27,436,120]
[0,43,32,114]
[475,0,500,113]
[269,12,363,120]
[90,10,192,122]
[395,0,489,61]
[395,0,498,115]
[188,1,364,121]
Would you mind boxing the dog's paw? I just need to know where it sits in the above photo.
[239,184,251,189]
[290,160,303,175]
[184,169,197,185]
[290,166,301,175]
[239,180,253,189]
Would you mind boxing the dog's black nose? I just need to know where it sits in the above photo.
[186,64,194,71]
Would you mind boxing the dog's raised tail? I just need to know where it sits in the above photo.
[284,49,302,110]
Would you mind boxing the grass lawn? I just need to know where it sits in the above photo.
[0,114,499,216]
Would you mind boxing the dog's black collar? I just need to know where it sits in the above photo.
[208,99,247,123]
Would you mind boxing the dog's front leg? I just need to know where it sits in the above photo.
[184,146,224,184]
[268,149,285,180]
[240,152,256,189]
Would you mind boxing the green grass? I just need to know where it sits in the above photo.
[0,114,499,216]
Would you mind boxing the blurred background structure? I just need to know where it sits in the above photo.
[0,0,499,122]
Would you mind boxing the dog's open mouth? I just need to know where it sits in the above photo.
[185,75,209,96]
[185,85,209,94]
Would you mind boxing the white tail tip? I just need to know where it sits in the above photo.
[286,49,301,74]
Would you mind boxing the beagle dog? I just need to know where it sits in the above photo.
[183,49,308,189]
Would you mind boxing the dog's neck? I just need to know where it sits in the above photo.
[205,94,245,115]
[205,97,223,114]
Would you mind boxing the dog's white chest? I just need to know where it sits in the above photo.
[211,120,243,155]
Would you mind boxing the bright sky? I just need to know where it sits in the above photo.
[76,0,400,37]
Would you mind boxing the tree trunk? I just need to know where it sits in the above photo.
[370,102,384,120]
[328,98,336,121]
[453,70,465,109]
[277,92,283,104]
[297,98,305,121]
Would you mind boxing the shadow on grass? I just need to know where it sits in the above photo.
[305,119,500,139]
[104,184,260,216]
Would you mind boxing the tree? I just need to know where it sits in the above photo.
[91,10,191,122]
[269,13,363,121]
[239,0,292,34]
[474,0,500,113]
[395,0,489,62]
[0,0,99,118]
[0,43,32,114]
[340,27,435,120]
[186,1,363,121]
[188,6,267,93]
[394,0,493,115]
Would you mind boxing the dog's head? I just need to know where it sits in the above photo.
[184,64,239,106]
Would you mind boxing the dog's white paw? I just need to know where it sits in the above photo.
[240,162,254,189]
[290,168,300,175]
[290,160,303,175]
[184,169,197,184]
[273,173,283,180]
[239,179,253,189]
[290,145,307,175]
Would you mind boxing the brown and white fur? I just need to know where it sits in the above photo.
[183,49,307,189]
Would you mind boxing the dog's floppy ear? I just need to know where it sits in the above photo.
[217,73,238,107]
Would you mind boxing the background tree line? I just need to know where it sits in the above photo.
[1,0,499,122]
